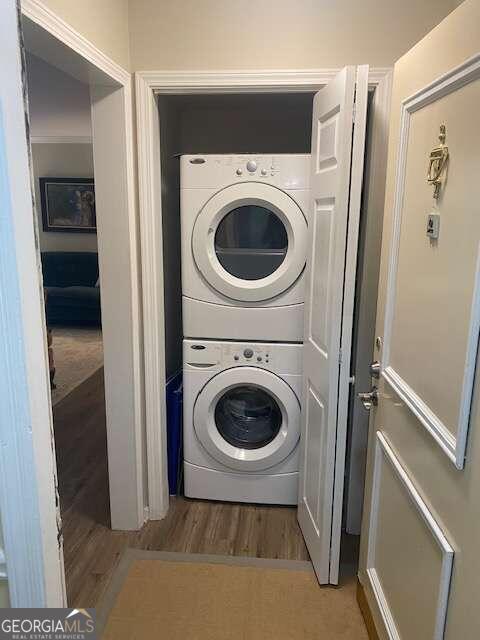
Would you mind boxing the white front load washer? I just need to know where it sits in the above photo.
[181,154,310,342]
[183,338,302,505]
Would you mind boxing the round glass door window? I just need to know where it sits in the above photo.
[214,385,282,449]
[214,206,288,280]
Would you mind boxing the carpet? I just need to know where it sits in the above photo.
[98,551,368,640]
[51,327,103,405]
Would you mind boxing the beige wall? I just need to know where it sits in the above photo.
[31,143,98,253]
[128,0,458,71]
[38,0,130,70]
[359,0,480,638]
[26,53,92,139]
[30,0,462,73]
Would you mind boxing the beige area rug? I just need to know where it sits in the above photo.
[51,327,103,405]
[98,551,368,640]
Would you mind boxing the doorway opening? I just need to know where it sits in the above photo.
[153,83,384,588]
[26,53,104,406]
[25,51,106,604]
[18,8,144,606]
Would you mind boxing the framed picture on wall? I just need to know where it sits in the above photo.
[39,177,96,233]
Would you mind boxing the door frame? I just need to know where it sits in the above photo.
[21,0,145,533]
[135,67,392,518]
[0,0,145,606]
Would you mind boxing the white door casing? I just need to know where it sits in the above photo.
[136,68,391,520]
[192,182,308,302]
[194,367,300,472]
[297,65,369,584]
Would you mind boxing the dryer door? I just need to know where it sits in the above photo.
[194,366,300,471]
[192,183,308,302]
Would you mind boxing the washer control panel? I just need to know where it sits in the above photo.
[223,343,271,365]
[184,339,302,375]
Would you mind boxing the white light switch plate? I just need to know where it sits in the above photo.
[427,213,440,239]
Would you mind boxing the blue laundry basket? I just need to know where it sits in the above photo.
[165,372,183,495]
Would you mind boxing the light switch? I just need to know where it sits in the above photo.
[426,213,440,240]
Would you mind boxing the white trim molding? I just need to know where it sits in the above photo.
[138,68,392,94]
[135,67,392,518]
[135,72,169,519]
[21,0,129,85]
[381,53,480,469]
[366,432,454,640]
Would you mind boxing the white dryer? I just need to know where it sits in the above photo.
[181,154,310,342]
[183,338,302,505]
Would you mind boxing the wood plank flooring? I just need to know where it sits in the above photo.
[53,369,310,608]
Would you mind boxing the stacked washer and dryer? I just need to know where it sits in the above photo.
[181,154,310,504]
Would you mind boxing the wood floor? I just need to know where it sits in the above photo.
[53,368,310,608]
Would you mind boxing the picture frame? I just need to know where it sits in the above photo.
[39,177,96,233]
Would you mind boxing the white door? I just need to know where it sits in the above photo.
[358,35,480,637]
[297,66,369,584]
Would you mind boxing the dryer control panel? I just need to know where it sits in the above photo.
[180,154,310,191]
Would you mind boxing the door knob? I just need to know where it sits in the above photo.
[358,387,378,411]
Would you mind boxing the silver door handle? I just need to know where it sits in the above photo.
[358,387,378,411]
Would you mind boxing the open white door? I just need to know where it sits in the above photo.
[298,65,369,584]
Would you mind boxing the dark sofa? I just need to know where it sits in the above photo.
[41,252,101,326]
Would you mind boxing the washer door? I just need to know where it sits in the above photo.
[194,367,300,472]
[192,182,307,302]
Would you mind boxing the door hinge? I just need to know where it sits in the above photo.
[352,103,356,123]
[339,348,342,365]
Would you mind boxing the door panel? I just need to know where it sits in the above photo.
[358,10,480,638]
[310,205,333,351]
[303,386,327,532]
[366,434,453,640]
[298,66,369,584]
[382,76,480,468]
